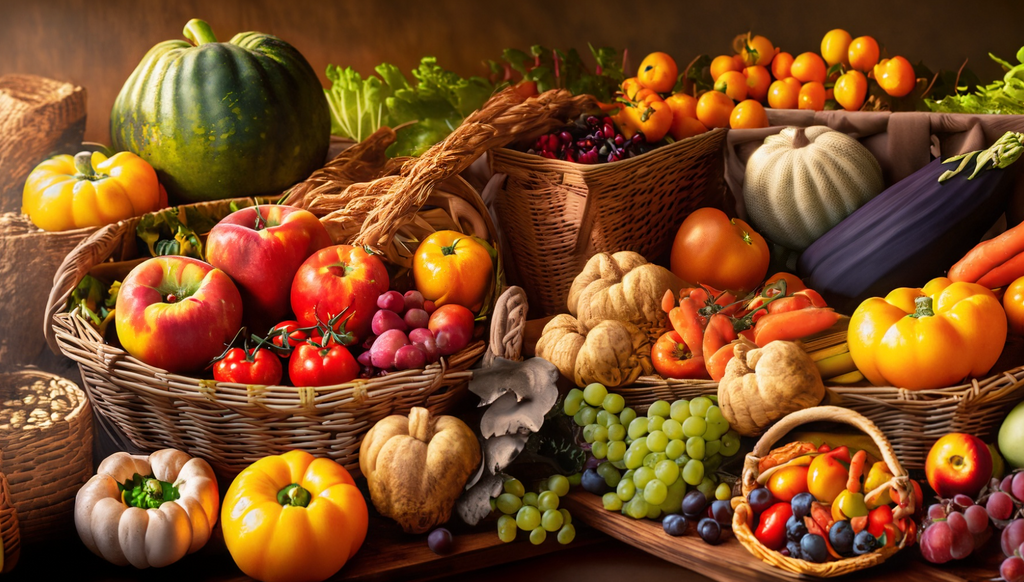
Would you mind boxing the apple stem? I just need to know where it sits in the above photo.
[253,205,267,231]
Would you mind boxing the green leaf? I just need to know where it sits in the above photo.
[324,64,399,141]
[684,54,714,94]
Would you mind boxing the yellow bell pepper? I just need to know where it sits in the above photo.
[22,150,163,231]
[221,450,368,582]
[848,277,1007,390]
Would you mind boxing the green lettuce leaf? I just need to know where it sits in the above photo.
[324,64,399,142]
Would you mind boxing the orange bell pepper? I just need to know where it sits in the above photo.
[848,277,1007,390]
[616,89,672,143]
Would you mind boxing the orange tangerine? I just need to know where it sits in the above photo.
[874,56,916,97]
[696,90,735,129]
[665,93,699,120]
[740,34,777,67]
[730,99,769,129]
[798,82,826,111]
[767,79,799,109]
[791,52,827,84]
[714,70,749,101]
[710,55,741,82]
[771,52,794,80]
[670,115,708,140]
[637,52,679,93]
[820,29,853,67]
[834,70,868,110]
[849,36,880,72]
[743,65,772,102]
[782,76,802,93]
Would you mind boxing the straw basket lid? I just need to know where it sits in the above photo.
[732,406,914,577]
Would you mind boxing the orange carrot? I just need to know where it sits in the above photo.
[753,308,841,347]
[661,289,676,314]
[977,252,1024,288]
[847,449,867,493]
[669,299,706,356]
[950,220,1024,284]
[702,314,737,367]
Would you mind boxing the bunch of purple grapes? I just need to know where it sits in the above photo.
[526,115,653,164]
[981,472,1024,582]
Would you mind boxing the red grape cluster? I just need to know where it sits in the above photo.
[526,115,652,164]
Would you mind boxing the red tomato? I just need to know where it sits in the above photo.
[269,320,310,355]
[652,330,708,379]
[670,207,770,295]
[755,502,794,550]
[289,343,360,387]
[213,348,283,385]
[868,505,894,538]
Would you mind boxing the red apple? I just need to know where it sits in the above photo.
[925,433,993,498]
[428,304,475,355]
[290,245,389,342]
[206,205,332,333]
[115,256,243,373]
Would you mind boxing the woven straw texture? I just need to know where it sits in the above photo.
[0,371,92,545]
[733,406,913,577]
[0,472,19,573]
[490,127,727,317]
[45,88,585,477]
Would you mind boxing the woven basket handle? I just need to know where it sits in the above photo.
[44,222,128,355]
[345,87,597,248]
[741,406,915,519]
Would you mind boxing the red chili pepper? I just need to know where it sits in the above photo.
[753,307,841,347]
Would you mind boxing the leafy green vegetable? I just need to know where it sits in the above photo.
[324,57,494,157]
[489,45,624,103]
[68,275,120,335]
[136,204,222,260]
[118,473,181,509]
[926,47,1024,114]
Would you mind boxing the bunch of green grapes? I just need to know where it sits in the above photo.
[493,475,577,545]
[565,383,740,521]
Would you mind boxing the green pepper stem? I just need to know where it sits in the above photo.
[911,296,935,318]
[441,239,461,257]
[183,19,218,46]
[74,152,96,179]
[277,483,311,508]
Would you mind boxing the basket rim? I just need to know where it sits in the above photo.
[0,368,90,427]
[489,126,726,176]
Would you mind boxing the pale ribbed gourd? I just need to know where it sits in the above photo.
[742,126,884,251]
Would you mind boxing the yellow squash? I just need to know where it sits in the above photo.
[848,277,1007,390]
[221,450,367,582]
[22,150,163,231]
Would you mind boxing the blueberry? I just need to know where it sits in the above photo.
[786,514,809,542]
[853,529,879,555]
[791,492,815,520]
[581,468,608,495]
[662,514,689,537]
[801,534,828,563]
[829,520,855,556]
[786,540,804,561]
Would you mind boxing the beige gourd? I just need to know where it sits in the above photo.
[537,252,682,387]
[718,340,825,436]
[359,407,481,534]
[743,126,884,251]
[74,449,219,569]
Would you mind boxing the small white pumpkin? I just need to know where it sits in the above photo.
[74,449,219,569]
[743,126,884,251]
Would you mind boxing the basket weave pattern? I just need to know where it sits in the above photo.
[490,127,727,316]
[733,406,913,577]
[0,371,92,545]
[0,472,19,572]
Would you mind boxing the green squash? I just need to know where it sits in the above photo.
[111,19,329,202]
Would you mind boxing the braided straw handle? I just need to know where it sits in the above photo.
[330,87,597,249]
[741,406,915,520]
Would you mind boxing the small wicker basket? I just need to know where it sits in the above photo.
[732,406,914,577]
[0,370,92,545]
[0,471,19,573]
[490,127,727,317]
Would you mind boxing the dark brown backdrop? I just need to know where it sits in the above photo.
[4,0,1022,145]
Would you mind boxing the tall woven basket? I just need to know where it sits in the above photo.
[490,127,727,317]
[733,406,914,577]
[0,370,92,545]
[45,88,597,477]
[0,472,19,573]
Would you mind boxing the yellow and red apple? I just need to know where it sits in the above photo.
[206,205,332,333]
[807,446,851,504]
[290,245,389,342]
[925,433,993,498]
[115,256,243,373]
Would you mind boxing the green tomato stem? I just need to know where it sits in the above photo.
[74,152,97,179]
[183,19,218,46]
[277,483,311,508]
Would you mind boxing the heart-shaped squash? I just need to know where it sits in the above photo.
[359,407,481,533]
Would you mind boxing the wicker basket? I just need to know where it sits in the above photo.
[733,406,914,577]
[0,472,19,573]
[0,370,92,545]
[44,88,594,477]
[490,127,727,317]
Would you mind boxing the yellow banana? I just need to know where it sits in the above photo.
[828,370,866,384]
[815,351,858,379]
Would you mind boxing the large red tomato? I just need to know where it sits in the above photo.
[290,245,389,343]
[670,207,770,294]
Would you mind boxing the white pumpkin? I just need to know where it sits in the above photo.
[743,126,884,251]
[74,449,219,569]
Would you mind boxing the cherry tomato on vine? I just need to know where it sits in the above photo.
[213,348,283,385]
[289,343,360,387]
[270,320,309,355]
